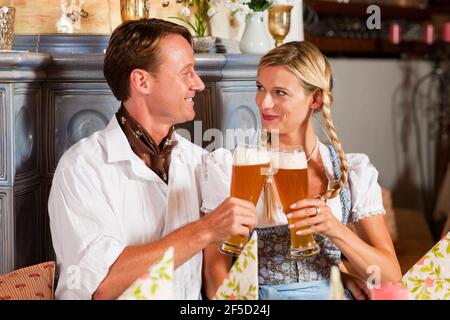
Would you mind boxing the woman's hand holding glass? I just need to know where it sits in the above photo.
[287,198,344,240]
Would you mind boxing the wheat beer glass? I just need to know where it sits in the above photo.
[272,146,320,258]
[219,144,270,256]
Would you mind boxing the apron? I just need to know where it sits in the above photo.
[257,144,352,299]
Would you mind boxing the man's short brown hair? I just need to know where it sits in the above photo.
[104,18,193,102]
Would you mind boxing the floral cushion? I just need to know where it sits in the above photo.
[0,261,55,300]
[118,247,174,300]
[401,232,450,300]
[213,232,258,300]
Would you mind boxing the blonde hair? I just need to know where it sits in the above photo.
[259,41,347,200]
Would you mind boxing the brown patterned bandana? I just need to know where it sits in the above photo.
[116,104,177,184]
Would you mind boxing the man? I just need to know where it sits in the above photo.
[48,19,257,300]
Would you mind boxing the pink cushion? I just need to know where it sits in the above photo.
[0,261,55,300]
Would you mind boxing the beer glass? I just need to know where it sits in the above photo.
[271,146,320,258]
[219,144,270,256]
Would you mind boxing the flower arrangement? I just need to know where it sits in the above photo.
[169,0,273,37]
[224,0,272,15]
[170,0,217,37]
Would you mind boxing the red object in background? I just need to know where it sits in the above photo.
[389,23,401,45]
[424,24,435,45]
[370,282,409,300]
[443,22,450,43]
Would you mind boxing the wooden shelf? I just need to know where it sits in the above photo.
[305,32,446,58]
[303,0,450,57]
[305,0,432,21]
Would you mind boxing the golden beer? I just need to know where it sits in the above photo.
[220,146,269,256]
[272,149,320,258]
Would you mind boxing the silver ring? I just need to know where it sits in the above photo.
[315,206,321,215]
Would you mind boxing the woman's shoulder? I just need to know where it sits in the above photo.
[345,152,379,175]
[344,152,380,189]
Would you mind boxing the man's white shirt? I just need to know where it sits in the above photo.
[48,116,205,300]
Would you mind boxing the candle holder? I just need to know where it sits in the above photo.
[120,0,151,22]
[268,5,293,47]
[0,6,15,50]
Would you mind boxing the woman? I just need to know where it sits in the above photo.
[202,41,402,300]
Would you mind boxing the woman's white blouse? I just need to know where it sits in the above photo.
[200,142,385,227]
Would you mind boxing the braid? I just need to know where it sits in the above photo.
[320,91,348,200]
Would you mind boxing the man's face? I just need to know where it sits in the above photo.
[148,34,205,126]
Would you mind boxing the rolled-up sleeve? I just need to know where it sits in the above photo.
[48,162,125,300]
[347,153,386,224]
[199,148,233,213]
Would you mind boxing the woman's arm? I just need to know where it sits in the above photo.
[203,243,233,299]
[334,214,402,283]
[289,199,402,283]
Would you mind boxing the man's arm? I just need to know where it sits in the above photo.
[93,197,257,300]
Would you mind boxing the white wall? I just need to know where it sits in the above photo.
[316,58,435,210]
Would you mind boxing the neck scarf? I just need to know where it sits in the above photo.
[116,105,177,184]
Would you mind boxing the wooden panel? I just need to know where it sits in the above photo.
[14,184,42,270]
[216,81,261,131]
[13,85,42,182]
[44,82,119,175]
[0,84,12,187]
[0,188,14,274]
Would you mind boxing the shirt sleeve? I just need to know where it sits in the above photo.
[199,148,233,213]
[48,161,125,300]
[347,153,386,224]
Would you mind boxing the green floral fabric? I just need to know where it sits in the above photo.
[401,232,450,300]
[214,232,258,300]
[118,247,174,300]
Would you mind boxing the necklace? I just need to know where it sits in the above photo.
[306,136,319,162]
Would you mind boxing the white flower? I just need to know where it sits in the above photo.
[207,7,216,17]
[180,6,191,17]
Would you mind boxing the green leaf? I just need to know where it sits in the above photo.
[133,285,142,297]
[168,16,200,36]
[161,273,172,281]
[248,251,256,260]
[411,286,420,293]
[408,277,424,284]
[151,283,158,295]
[419,266,431,273]
[247,0,272,12]
[435,265,441,276]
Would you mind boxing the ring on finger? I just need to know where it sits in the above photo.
[315,206,321,215]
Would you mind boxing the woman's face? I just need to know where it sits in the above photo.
[255,65,317,135]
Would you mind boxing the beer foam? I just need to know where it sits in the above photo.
[233,146,270,165]
[271,150,307,169]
